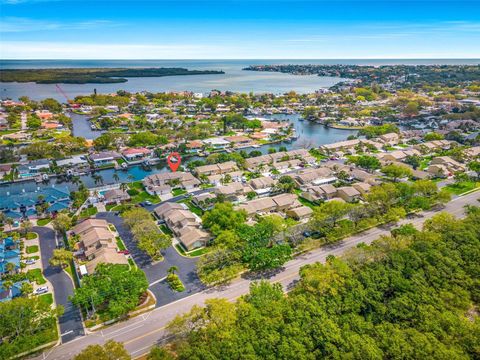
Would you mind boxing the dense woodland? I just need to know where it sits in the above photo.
[245,64,480,88]
[0,68,224,84]
[153,208,480,359]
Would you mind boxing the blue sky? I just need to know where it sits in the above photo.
[1,0,480,59]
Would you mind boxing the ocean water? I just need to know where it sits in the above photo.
[1,59,479,101]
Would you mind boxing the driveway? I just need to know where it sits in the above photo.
[33,226,85,343]
[95,212,204,307]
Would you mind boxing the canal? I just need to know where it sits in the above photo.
[0,114,356,197]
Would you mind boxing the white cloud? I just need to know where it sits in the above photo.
[0,17,120,32]
[2,40,479,59]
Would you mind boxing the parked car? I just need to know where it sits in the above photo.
[302,230,324,238]
[25,259,36,265]
[118,250,130,255]
[34,286,49,295]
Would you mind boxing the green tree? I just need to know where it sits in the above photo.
[52,213,71,234]
[49,249,73,268]
[71,264,148,319]
[381,163,412,182]
[147,347,175,360]
[74,340,130,360]
[202,203,247,236]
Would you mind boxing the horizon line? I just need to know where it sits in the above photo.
[2,57,480,61]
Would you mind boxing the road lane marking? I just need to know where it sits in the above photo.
[148,276,166,287]
[61,330,73,336]
[123,325,167,345]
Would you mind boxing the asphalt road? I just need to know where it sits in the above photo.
[95,212,204,307]
[34,190,480,360]
[34,226,85,343]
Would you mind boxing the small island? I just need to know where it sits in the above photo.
[0,67,225,84]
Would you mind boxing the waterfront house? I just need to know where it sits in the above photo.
[35,110,54,120]
[186,140,204,153]
[195,161,238,177]
[122,147,153,163]
[56,155,89,170]
[27,159,51,173]
[0,164,12,179]
[102,189,131,204]
[89,151,121,167]
[143,172,201,195]
[203,137,230,149]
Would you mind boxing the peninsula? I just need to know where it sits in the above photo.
[0,67,225,84]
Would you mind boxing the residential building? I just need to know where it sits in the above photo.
[336,186,361,202]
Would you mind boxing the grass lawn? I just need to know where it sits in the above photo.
[66,260,80,288]
[131,191,160,204]
[200,183,214,189]
[166,273,185,292]
[298,196,319,209]
[160,224,173,235]
[106,203,117,211]
[116,236,126,251]
[37,218,51,226]
[38,293,54,306]
[172,188,187,196]
[26,245,39,254]
[26,255,40,260]
[26,232,38,240]
[178,199,203,216]
[128,257,137,269]
[445,181,480,195]
[129,181,144,190]
[27,268,46,285]
[175,243,209,257]
[80,206,98,218]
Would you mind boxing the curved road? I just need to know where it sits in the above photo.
[34,226,85,343]
[35,190,480,360]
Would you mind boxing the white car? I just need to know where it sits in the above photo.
[34,286,49,295]
[25,259,36,265]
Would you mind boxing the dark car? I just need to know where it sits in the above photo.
[302,230,324,238]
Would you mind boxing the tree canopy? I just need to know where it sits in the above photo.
[162,208,480,359]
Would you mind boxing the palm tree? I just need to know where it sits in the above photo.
[71,176,81,187]
[5,262,16,275]
[113,172,120,183]
[120,182,129,192]
[2,280,13,292]
[168,266,179,275]
[93,174,104,186]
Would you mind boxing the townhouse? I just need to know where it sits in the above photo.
[71,219,128,275]
[143,172,201,195]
